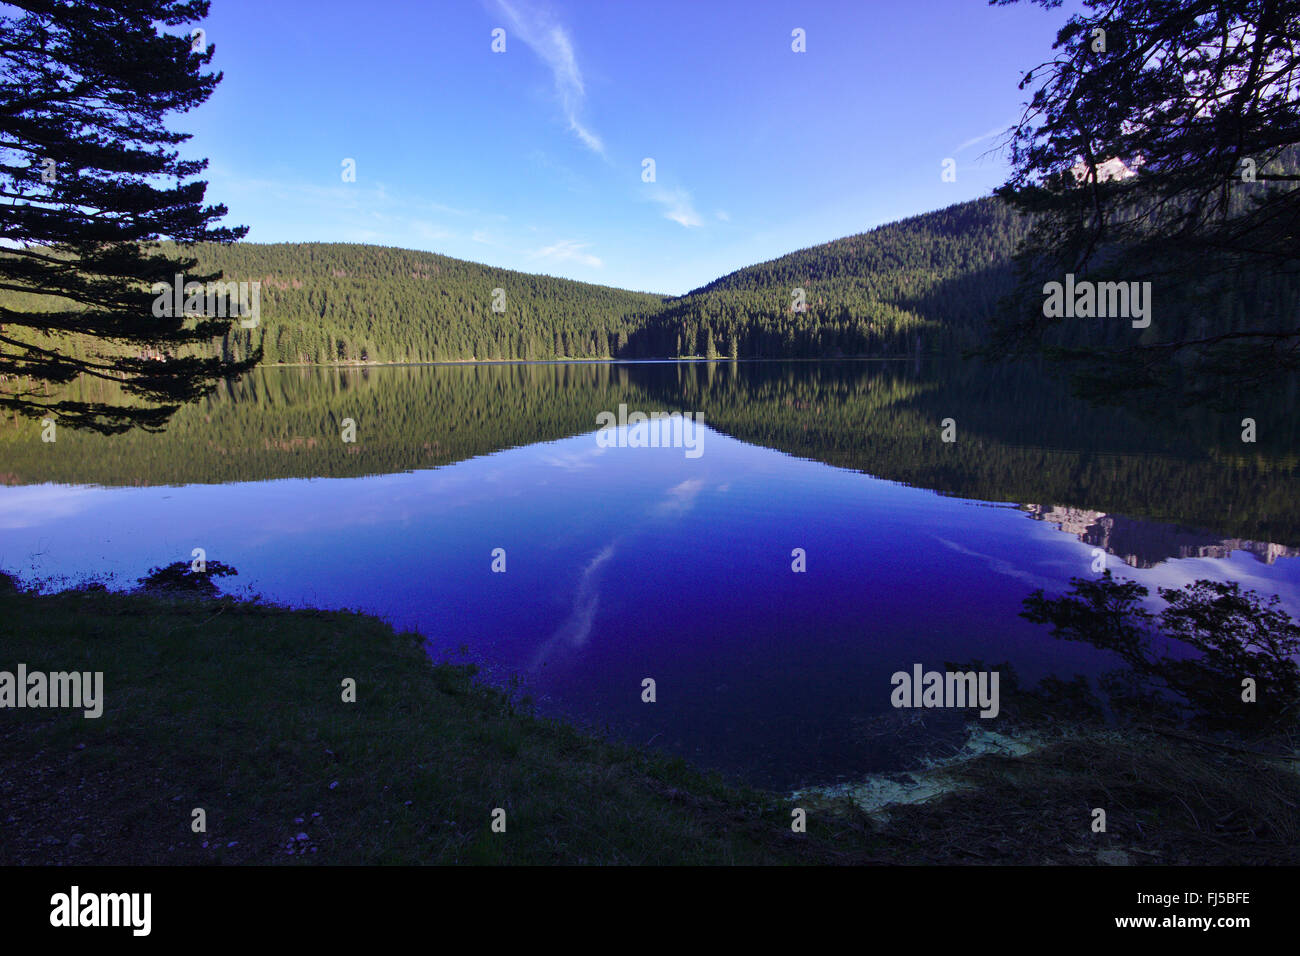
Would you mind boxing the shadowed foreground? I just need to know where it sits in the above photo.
[2,579,1297,865]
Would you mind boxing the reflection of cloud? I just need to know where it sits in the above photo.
[540,445,608,471]
[492,0,605,156]
[0,484,98,529]
[945,526,1300,620]
[1117,554,1300,618]
[932,536,1057,591]
[530,544,616,669]
[655,478,704,516]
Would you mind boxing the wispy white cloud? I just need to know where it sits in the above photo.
[954,120,1016,155]
[411,221,454,242]
[540,445,608,470]
[492,0,606,156]
[647,185,703,228]
[206,171,473,248]
[530,238,602,267]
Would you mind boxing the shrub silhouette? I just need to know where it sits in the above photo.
[138,560,237,596]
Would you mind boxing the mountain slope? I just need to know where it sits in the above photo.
[185,242,666,364]
[1,196,1029,367]
[629,197,1030,357]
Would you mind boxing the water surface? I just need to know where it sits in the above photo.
[2,360,1297,789]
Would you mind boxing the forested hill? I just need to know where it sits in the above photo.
[184,242,666,365]
[200,197,1026,363]
[626,197,1030,358]
[2,196,1030,364]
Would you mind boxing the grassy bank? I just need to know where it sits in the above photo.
[0,582,854,864]
[2,579,1298,865]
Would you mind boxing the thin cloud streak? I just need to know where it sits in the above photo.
[492,0,606,156]
[954,119,1017,156]
[530,238,603,267]
[647,185,703,228]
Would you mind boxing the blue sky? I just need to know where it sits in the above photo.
[182,0,1067,295]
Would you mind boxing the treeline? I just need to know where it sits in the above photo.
[189,199,1032,364]
[0,242,667,367]
[4,189,1297,368]
[0,197,1031,366]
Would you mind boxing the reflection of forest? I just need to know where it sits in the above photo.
[2,358,1296,546]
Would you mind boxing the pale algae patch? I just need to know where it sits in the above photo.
[792,726,1046,816]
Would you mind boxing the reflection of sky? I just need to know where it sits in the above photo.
[3,425,1298,790]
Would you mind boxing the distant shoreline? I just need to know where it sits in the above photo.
[257,355,923,369]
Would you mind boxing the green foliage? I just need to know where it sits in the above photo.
[0,196,1032,381]
[0,0,255,433]
[991,0,1300,406]
[180,241,665,365]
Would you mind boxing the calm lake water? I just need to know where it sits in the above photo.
[2,359,1298,789]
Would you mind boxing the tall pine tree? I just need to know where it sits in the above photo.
[0,0,254,433]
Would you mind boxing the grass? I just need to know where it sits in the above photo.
[0,582,859,864]
[2,578,1298,865]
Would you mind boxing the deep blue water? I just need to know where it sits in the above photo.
[2,361,1297,789]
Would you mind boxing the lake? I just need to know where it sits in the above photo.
[2,359,1298,790]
